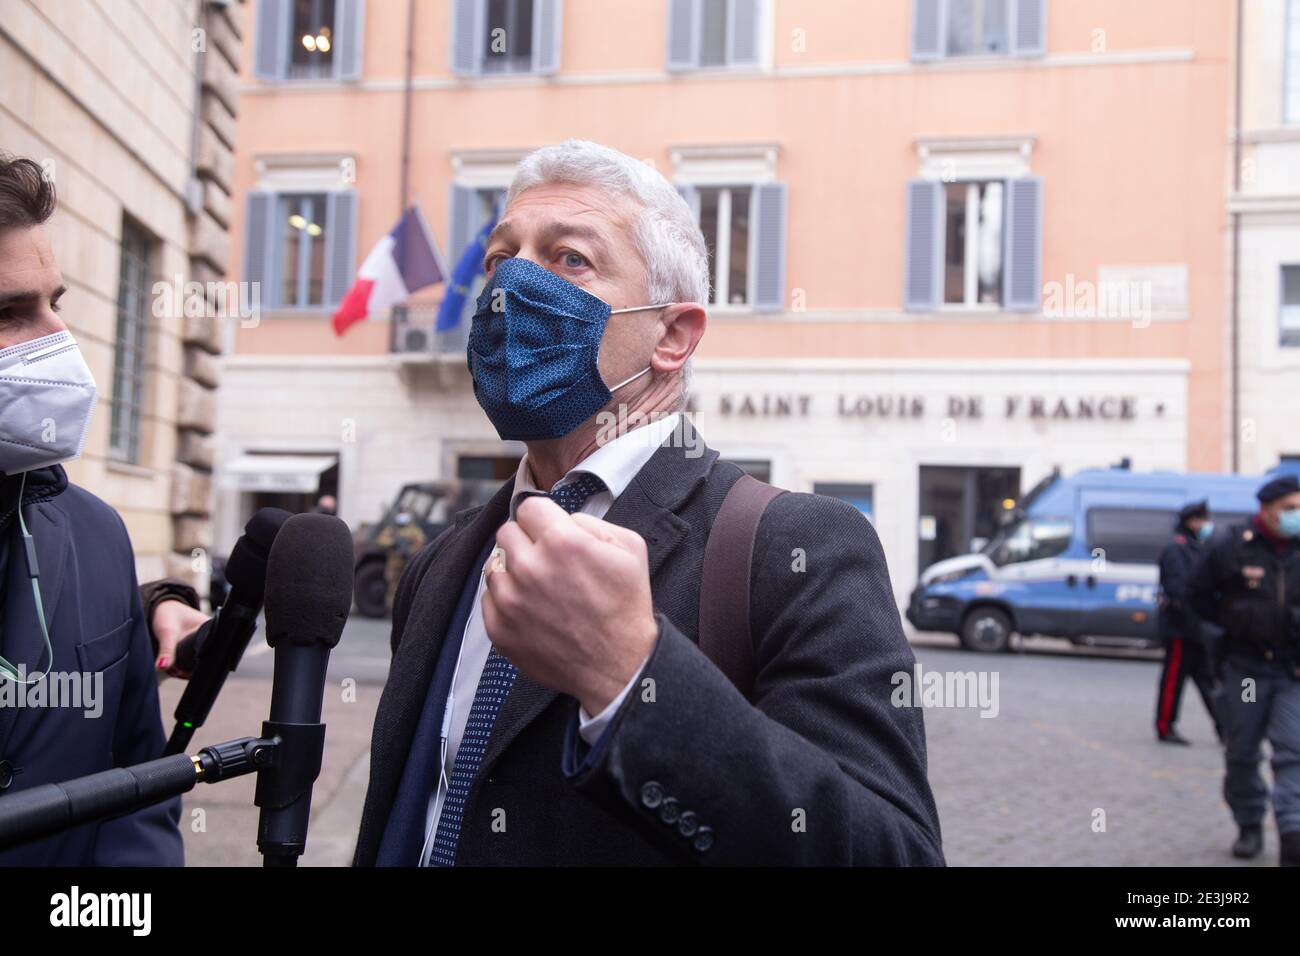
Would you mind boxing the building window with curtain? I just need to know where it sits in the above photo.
[678,178,786,313]
[667,0,764,71]
[451,0,561,76]
[911,0,1046,61]
[254,0,364,82]
[943,180,1004,307]
[288,0,337,79]
[904,169,1041,314]
[697,185,752,307]
[277,193,329,308]
[110,219,152,464]
[946,0,1010,56]
[483,0,535,74]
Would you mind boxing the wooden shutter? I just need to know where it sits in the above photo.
[533,0,563,74]
[910,0,944,61]
[324,191,359,308]
[903,179,944,312]
[253,0,288,80]
[1011,0,1047,57]
[1003,176,1043,312]
[335,0,366,81]
[667,0,700,71]
[728,0,761,67]
[242,191,276,314]
[451,0,484,75]
[750,182,787,313]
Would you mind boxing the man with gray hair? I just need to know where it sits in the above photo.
[356,140,942,866]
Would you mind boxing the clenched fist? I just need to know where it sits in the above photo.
[483,495,659,716]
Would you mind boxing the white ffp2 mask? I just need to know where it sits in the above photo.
[0,331,98,476]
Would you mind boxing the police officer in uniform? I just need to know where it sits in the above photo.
[1154,499,1222,745]
[1188,475,1300,865]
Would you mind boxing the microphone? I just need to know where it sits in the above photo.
[255,512,353,866]
[164,507,292,756]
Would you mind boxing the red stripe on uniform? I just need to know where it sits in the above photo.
[1157,637,1183,736]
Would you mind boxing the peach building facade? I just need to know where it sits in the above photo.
[219,0,1239,595]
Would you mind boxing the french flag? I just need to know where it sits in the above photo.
[332,203,446,336]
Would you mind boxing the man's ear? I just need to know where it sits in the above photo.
[650,302,706,374]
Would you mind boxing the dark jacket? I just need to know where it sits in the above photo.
[1188,516,1300,668]
[0,466,183,865]
[1157,526,1203,643]
[354,425,943,865]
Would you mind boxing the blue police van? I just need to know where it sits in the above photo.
[904,463,1290,652]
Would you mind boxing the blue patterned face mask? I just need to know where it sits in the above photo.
[467,257,672,441]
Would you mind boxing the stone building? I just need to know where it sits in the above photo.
[0,0,245,588]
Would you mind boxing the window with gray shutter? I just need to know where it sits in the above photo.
[667,0,762,71]
[451,0,485,74]
[533,0,562,74]
[750,182,786,313]
[324,191,358,308]
[911,0,1044,61]
[254,0,365,81]
[245,190,356,312]
[910,0,944,61]
[1011,0,1046,57]
[335,0,366,81]
[1002,176,1042,312]
[254,0,288,80]
[242,191,276,317]
[452,0,562,76]
[728,0,761,67]
[667,0,699,70]
[903,179,944,311]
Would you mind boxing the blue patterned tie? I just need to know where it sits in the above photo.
[428,471,607,866]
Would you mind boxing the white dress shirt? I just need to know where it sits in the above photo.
[418,412,680,865]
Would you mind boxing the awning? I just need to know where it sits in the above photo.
[221,454,336,494]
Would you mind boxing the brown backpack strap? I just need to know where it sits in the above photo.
[698,474,786,698]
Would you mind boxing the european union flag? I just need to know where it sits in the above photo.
[436,206,499,332]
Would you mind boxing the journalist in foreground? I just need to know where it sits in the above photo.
[0,154,192,865]
[355,140,943,866]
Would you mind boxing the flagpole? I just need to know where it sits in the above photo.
[399,0,416,216]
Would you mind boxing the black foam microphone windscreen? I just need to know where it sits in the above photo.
[263,512,354,650]
[224,506,293,600]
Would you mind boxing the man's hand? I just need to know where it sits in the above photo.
[151,599,209,678]
[482,496,659,715]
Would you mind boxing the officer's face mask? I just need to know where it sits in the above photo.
[467,257,672,441]
[1196,522,1214,541]
[0,330,98,476]
[1278,508,1300,538]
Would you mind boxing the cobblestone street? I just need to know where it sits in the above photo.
[916,639,1278,866]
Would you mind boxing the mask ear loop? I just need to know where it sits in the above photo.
[606,303,674,393]
[0,471,54,685]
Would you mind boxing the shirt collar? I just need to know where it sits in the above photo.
[512,412,682,505]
